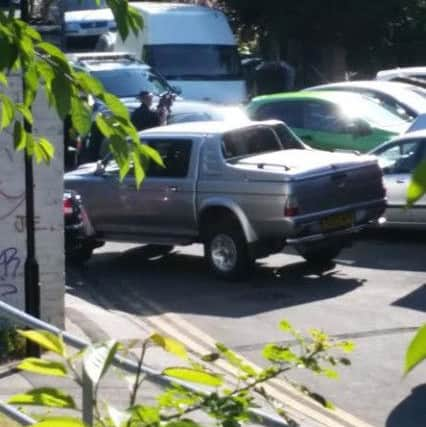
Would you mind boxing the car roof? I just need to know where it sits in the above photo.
[377,67,426,78]
[250,90,375,105]
[67,52,150,71]
[130,2,209,14]
[371,129,426,153]
[139,120,269,137]
[170,100,248,115]
[306,80,420,94]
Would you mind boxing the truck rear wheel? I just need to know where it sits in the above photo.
[205,223,253,281]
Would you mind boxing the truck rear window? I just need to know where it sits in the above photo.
[222,127,283,159]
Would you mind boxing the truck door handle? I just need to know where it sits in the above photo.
[396,179,405,184]
[168,185,178,192]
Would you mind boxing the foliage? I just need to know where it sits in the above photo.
[10,322,354,427]
[220,0,426,73]
[0,0,157,187]
[0,320,26,363]
[405,164,426,376]
[407,160,426,207]
[404,324,426,375]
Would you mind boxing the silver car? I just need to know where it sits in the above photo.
[371,130,426,228]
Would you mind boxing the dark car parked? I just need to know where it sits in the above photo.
[64,190,103,264]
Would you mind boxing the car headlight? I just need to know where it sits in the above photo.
[65,22,80,33]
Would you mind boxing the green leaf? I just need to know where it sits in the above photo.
[339,357,351,366]
[18,330,65,356]
[102,92,129,121]
[166,421,201,427]
[13,121,26,151]
[36,59,55,84]
[163,367,223,387]
[95,114,115,138]
[71,96,92,136]
[8,387,76,409]
[0,71,7,86]
[52,73,71,119]
[109,0,129,41]
[130,405,160,424]
[139,143,164,167]
[150,333,188,359]
[23,63,39,107]
[128,6,144,36]
[32,417,85,427]
[337,340,355,353]
[33,138,55,164]
[75,71,104,96]
[407,161,426,207]
[321,368,339,380]
[109,134,130,179]
[216,343,257,376]
[83,340,120,387]
[279,320,294,333]
[18,358,67,377]
[201,353,221,363]
[107,404,131,427]
[405,324,426,375]
[23,23,42,41]
[37,42,69,69]
[16,103,33,124]
[262,344,300,364]
[132,151,145,188]
[0,94,15,129]
[26,132,35,156]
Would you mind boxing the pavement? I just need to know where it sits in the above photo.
[0,286,375,427]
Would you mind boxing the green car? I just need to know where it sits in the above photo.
[247,91,410,152]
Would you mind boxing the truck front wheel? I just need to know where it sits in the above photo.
[205,224,253,281]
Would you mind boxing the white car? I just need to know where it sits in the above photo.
[370,130,426,228]
[63,0,115,47]
[305,80,426,121]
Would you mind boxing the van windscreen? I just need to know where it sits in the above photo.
[144,44,242,80]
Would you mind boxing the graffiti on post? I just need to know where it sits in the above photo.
[0,186,25,221]
[0,247,20,297]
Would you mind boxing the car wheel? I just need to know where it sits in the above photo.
[205,223,252,280]
[298,241,343,266]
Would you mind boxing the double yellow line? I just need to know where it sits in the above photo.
[114,288,374,427]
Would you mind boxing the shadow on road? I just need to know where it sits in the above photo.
[67,244,365,318]
[386,384,426,427]
[392,284,426,313]
[333,229,426,272]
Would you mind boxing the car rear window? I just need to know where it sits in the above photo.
[252,101,303,128]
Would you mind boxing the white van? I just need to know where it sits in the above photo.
[104,2,247,104]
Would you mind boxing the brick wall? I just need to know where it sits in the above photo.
[0,72,64,328]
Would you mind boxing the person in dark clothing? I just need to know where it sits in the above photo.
[131,91,162,131]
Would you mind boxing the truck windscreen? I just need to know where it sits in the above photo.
[144,44,243,80]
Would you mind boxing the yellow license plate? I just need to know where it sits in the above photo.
[320,213,353,232]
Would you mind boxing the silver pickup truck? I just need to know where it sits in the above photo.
[65,120,386,279]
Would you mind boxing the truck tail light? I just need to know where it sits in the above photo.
[63,198,74,216]
[284,195,299,217]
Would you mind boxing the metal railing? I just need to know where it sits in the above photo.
[0,300,287,427]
